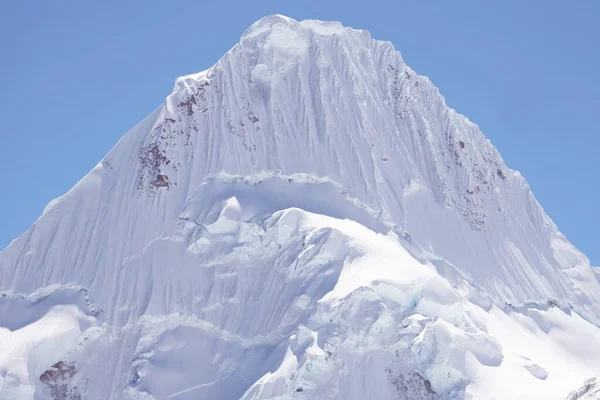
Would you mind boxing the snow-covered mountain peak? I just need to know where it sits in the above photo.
[1,15,599,400]
[178,15,394,90]
[165,16,598,314]
[241,14,350,45]
[241,14,303,38]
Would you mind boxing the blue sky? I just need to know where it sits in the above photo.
[1,1,598,264]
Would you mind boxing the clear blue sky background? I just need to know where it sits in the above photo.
[1,1,598,264]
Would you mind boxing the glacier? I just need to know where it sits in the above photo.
[0,15,599,399]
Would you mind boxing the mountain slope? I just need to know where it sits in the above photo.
[1,15,599,400]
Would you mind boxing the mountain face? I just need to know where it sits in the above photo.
[1,15,599,400]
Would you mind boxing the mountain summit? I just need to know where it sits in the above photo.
[1,15,599,400]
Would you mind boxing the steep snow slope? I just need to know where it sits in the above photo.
[1,15,599,400]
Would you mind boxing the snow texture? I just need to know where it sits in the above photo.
[567,379,600,400]
[1,15,599,400]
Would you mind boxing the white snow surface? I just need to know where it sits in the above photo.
[1,15,599,399]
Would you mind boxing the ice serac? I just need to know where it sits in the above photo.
[567,378,600,400]
[1,14,599,400]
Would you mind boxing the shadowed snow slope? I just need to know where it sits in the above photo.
[1,15,599,400]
